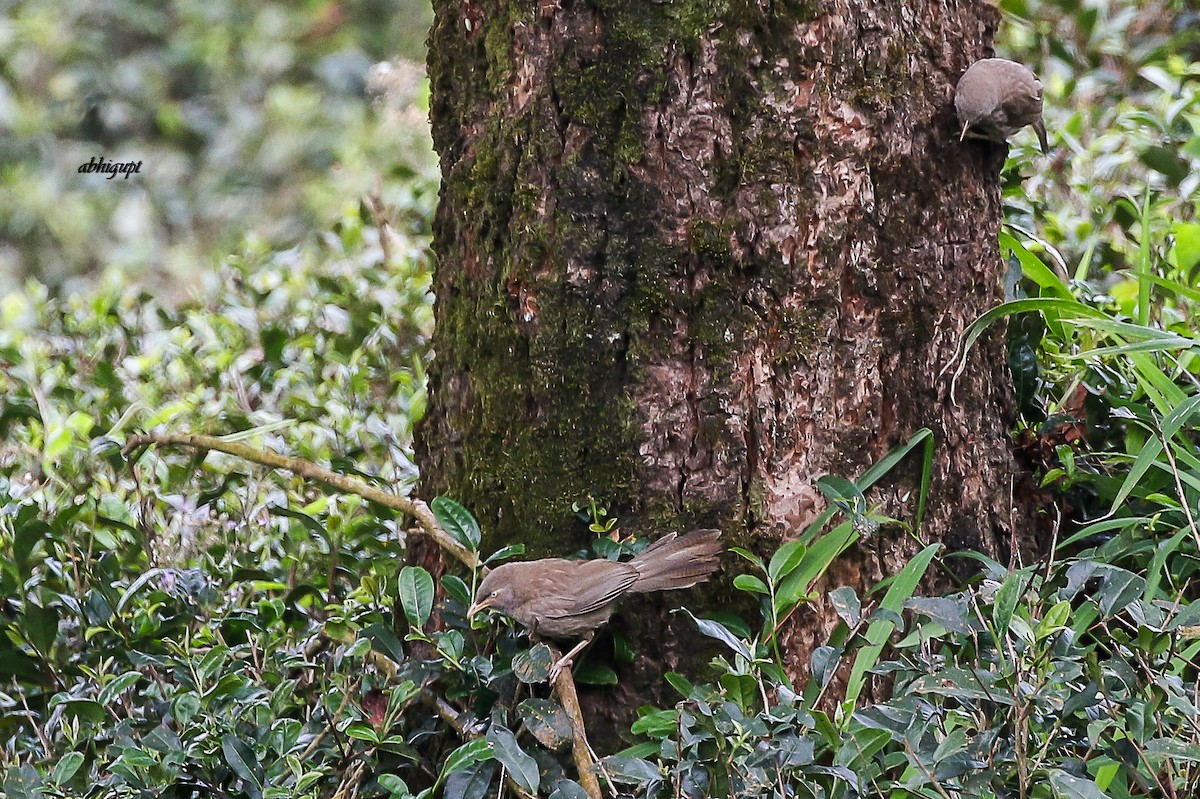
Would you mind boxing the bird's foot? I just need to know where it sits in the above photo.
[547,637,591,683]
[548,656,573,684]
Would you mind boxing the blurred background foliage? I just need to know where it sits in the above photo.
[999,0,1199,284]
[1,0,1200,797]
[0,0,436,296]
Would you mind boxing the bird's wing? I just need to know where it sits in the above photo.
[542,560,638,618]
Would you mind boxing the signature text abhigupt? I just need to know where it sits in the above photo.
[78,156,143,180]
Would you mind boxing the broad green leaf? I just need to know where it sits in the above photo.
[221,735,265,799]
[269,505,327,538]
[3,765,41,799]
[398,566,434,629]
[729,546,765,571]
[1048,768,1108,799]
[378,774,410,797]
[98,671,142,705]
[733,574,770,595]
[50,752,85,785]
[512,644,554,684]
[441,574,472,606]
[548,780,592,799]
[431,496,481,550]
[517,698,573,750]
[22,602,59,655]
[117,568,165,613]
[630,708,677,738]
[438,738,493,786]
[768,539,807,584]
[572,663,618,685]
[486,724,539,794]
[1036,600,1072,639]
[484,544,525,564]
[599,754,661,785]
[829,586,861,627]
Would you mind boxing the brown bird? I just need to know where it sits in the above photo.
[955,58,1049,154]
[469,529,722,679]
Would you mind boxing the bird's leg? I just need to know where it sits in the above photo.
[548,633,593,683]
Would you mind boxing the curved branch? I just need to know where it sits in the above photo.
[123,430,481,570]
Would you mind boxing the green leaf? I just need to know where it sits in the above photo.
[363,622,406,664]
[1036,600,1072,640]
[438,738,493,787]
[719,672,758,711]
[664,671,694,698]
[98,671,142,705]
[775,522,858,619]
[269,505,328,538]
[548,780,592,799]
[398,566,435,629]
[768,539,807,584]
[733,574,770,595]
[828,586,861,627]
[173,693,201,725]
[486,724,539,794]
[512,644,554,684]
[844,544,939,707]
[517,698,574,751]
[572,663,618,685]
[22,602,59,654]
[345,722,381,744]
[58,698,106,723]
[599,755,661,785]
[441,574,472,606]
[443,762,497,799]
[50,752,85,785]
[116,568,165,613]
[992,571,1022,638]
[1144,738,1200,763]
[729,546,765,571]
[484,544,524,564]
[378,774,411,797]
[3,765,41,799]
[679,609,751,659]
[431,496,481,550]
[1173,222,1200,273]
[221,734,265,799]
[630,708,677,738]
[1048,769,1108,799]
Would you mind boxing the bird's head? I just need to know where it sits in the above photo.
[469,565,519,619]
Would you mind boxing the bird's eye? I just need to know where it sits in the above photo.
[491,590,499,597]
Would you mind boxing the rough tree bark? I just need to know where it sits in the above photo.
[418,0,1036,731]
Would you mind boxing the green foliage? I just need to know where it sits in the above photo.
[0,0,437,292]
[0,196,434,795]
[998,0,1199,280]
[0,1,1198,797]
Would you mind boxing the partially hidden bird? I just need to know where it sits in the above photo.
[469,529,722,679]
[955,57,1049,154]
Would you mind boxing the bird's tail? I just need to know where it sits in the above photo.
[628,529,722,593]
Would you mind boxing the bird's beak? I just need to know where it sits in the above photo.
[468,598,493,618]
[959,121,970,142]
[1034,118,1049,155]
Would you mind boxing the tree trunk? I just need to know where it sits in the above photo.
[419,0,1035,735]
